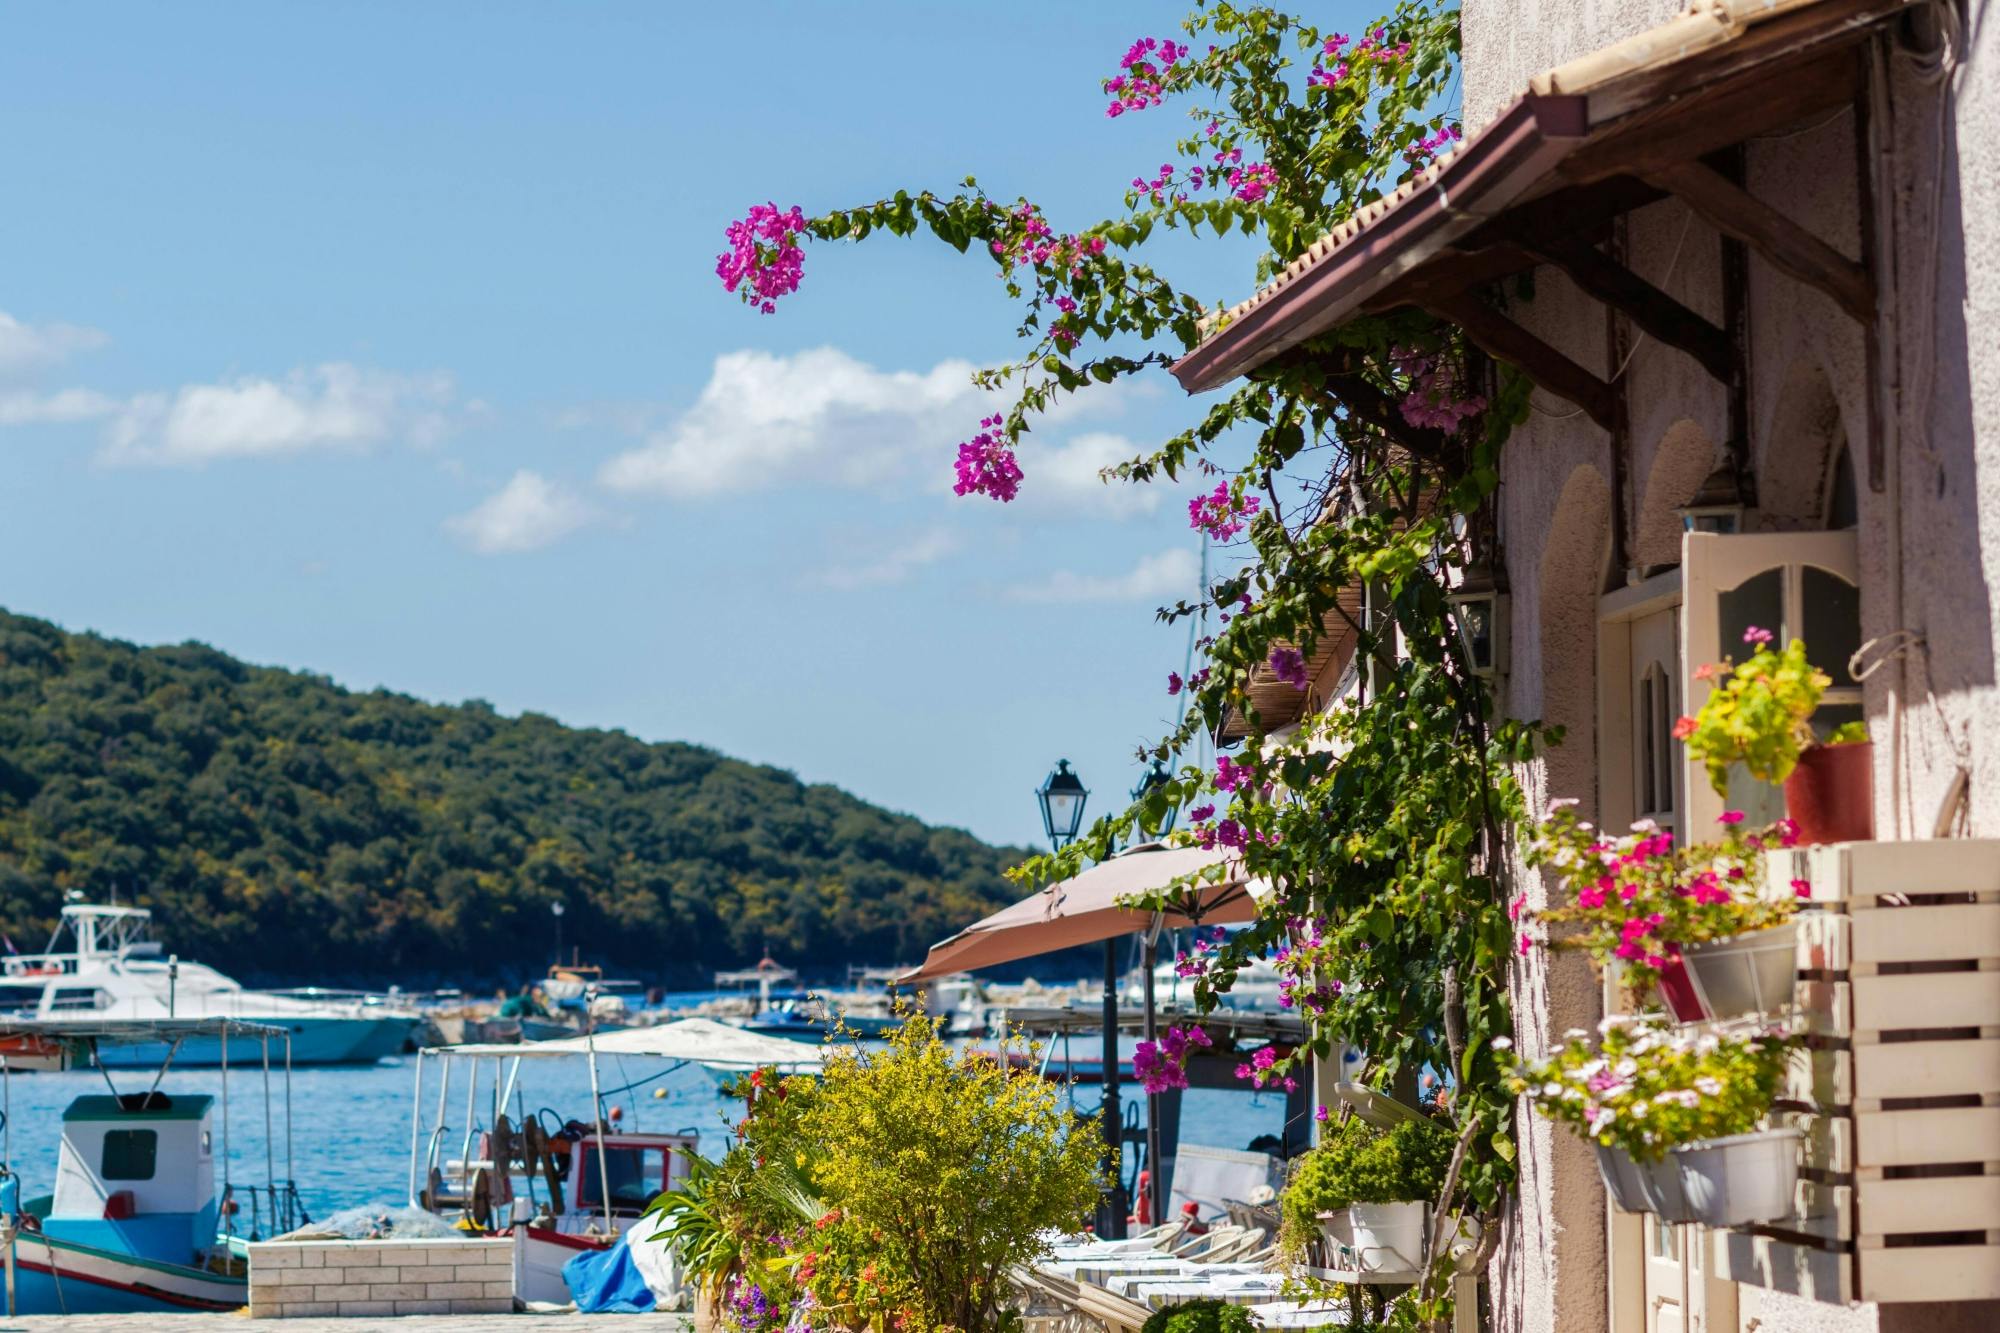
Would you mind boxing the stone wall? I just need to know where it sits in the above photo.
[246,1236,514,1319]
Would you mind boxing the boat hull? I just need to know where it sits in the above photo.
[515,1224,613,1305]
[88,1014,423,1068]
[5,1230,244,1314]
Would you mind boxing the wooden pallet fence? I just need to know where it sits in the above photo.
[1715,839,2000,1305]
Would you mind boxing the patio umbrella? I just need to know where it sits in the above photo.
[898,842,1263,984]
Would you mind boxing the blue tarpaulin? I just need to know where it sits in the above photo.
[564,1235,657,1314]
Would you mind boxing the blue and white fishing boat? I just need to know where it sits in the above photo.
[0,1016,308,1315]
[0,901,423,1067]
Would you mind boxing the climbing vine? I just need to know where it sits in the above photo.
[720,3,1547,1326]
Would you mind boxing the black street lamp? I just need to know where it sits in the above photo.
[1129,761,1177,841]
[1036,759,1090,851]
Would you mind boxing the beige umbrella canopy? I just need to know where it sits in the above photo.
[900,842,1264,984]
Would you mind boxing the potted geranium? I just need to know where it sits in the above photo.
[1676,628,1873,844]
[1502,1017,1799,1227]
[1279,1109,1453,1274]
[1526,800,1806,1021]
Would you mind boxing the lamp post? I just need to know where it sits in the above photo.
[551,902,566,969]
[1130,760,1178,1228]
[1038,760,1125,1237]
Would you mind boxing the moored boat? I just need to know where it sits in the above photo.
[0,1016,310,1316]
[0,902,424,1067]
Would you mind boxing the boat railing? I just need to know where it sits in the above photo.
[0,953,79,979]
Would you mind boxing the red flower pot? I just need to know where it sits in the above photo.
[1784,742,1875,845]
[1656,958,1708,1022]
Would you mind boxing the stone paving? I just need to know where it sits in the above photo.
[0,1314,692,1331]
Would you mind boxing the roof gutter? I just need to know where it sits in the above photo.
[1170,92,1590,395]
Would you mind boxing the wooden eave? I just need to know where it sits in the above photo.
[1216,588,1365,745]
[1171,0,1911,408]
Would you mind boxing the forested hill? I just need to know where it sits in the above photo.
[0,609,1030,987]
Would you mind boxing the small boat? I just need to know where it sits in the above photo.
[0,901,425,1067]
[0,1016,312,1316]
[740,993,898,1042]
[409,1018,824,1305]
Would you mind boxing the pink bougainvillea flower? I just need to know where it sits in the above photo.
[1188,483,1260,541]
[1268,646,1309,689]
[1717,811,1745,825]
[1519,932,1534,956]
[1791,878,1813,898]
[952,415,1022,502]
[1167,671,1184,695]
[717,203,809,313]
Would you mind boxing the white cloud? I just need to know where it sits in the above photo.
[0,312,107,374]
[1007,547,1202,604]
[1012,431,1160,517]
[99,362,457,467]
[813,529,960,590]
[444,471,598,554]
[0,387,120,425]
[599,347,988,498]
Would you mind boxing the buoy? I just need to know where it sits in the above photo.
[652,1088,668,1099]
[608,1105,623,1123]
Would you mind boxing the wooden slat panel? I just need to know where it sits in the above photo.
[1787,1109,1853,1175]
[1851,904,2000,966]
[1785,1045,1852,1110]
[1854,971,2000,1034]
[1838,840,2000,901]
[1768,1180,1852,1242]
[1855,1106,2000,1170]
[1798,979,1851,1038]
[1858,1244,2000,1303]
[1796,911,1851,971]
[1857,1174,2000,1235]
[1714,1230,1851,1303]
[1854,1039,2000,1101]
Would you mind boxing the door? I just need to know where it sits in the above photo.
[1681,531,1863,831]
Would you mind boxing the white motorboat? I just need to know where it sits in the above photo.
[0,902,424,1067]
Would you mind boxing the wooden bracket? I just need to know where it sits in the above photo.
[1425,293,1619,431]
[1522,236,1734,385]
[1644,160,1875,324]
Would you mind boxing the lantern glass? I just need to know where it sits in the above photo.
[1037,760,1090,848]
[1680,506,1744,535]
[1449,590,1509,676]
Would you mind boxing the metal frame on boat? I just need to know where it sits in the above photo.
[0,1015,308,1317]
[407,1014,824,1306]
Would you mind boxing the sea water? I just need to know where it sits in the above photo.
[0,1056,1290,1220]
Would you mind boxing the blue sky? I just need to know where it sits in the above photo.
[0,3,1377,848]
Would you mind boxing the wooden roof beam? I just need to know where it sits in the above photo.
[1643,159,1875,324]
[1424,293,1618,431]
[1521,235,1734,384]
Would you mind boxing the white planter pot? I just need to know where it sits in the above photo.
[1316,1208,1354,1248]
[1347,1200,1428,1273]
[1668,1128,1802,1227]
[1681,921,1798,1020]
[1593,1143,1655,1214]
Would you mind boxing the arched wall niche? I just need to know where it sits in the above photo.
[1536,464,1613,810]
[1631,419,1721,572]
[1755,357,1849,531]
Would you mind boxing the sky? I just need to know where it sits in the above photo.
[0,2,1379,849]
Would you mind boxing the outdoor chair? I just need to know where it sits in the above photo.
[1169,1223,1247,1258]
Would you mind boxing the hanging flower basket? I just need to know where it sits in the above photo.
[1662,920,1799,1023]
[1785,741,1874,845]
[1316,1202,1429,1273]
[1593,1142,1658,1214]
[1663,1127,1802,1228]
[1349,1200,1428,1272]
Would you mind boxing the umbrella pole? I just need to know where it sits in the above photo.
[1143,934,1163,1229]
[1101,938,1126,1239]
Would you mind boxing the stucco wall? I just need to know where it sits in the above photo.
[1461,3,2000,1332]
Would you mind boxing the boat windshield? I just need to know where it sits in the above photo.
[577,1144,670,1215]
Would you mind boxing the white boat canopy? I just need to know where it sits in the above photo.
[425,1016,826,1073]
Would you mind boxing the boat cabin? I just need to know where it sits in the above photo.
[47,1092,218,1264]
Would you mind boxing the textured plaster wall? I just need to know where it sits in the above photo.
[1462,2,2000,1331]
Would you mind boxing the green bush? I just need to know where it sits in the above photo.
[1141,1299,1256,1333]
[1280,1113,1454,1241]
